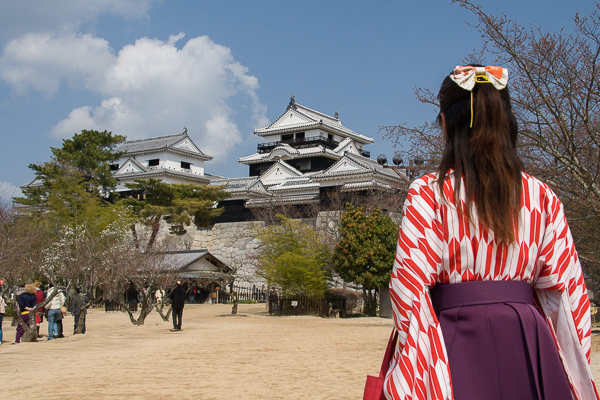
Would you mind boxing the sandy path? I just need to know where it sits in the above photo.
[0,304,597,399]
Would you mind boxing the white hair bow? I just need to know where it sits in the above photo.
[449,65,509,91]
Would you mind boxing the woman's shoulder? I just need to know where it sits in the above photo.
[521,172,560,199]
[411,172,441,190]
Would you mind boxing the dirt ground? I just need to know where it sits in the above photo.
[0,303,598,400]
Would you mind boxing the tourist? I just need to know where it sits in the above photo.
[154,288,165,305]
[14,283,37,344]
[0,292,5,344]
[45,286,65,340]
[34,280,45,337]
[169,280,186,331]
[72,288,91,334]
[384,65,597,399]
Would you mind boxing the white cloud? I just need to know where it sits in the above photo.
[0,33,115,96]
[0,0,157,40]
[0,181,23,203]
[0,32,267,163]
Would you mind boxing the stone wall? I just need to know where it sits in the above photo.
[189,210,400,289]
[191,220,265,286]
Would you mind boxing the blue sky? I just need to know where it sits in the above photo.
[0,0,596,201]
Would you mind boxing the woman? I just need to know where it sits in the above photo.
[45,286,65,340]
[384,65,598,399]
[14,283,37,344]
[0,292,6,344]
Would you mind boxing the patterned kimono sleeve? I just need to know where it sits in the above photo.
[534,193,599,400]
[384,179,452,400]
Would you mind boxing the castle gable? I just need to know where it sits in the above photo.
[260,160,303,186]
[323,157,367,175]
[115,158,148,176]
[268,109,314,130]
[333,138,361,156]
[172,137,203,154]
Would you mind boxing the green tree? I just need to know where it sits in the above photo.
[51,129,125,193]
[333,204,398,316]
[255,215,330,296]
[17,130,125,203]
[121,179,230,249]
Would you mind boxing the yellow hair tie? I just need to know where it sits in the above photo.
[469,75,493,128]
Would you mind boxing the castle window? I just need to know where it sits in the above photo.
[281,134,293,142]
[110,164,119,171]
[296,160,311,171]
[296,132,305,141]
[181,161,191,170]
[148,159,159,167]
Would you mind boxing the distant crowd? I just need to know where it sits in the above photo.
[0,281,90,345]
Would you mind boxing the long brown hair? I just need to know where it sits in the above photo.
[437,66,522,243]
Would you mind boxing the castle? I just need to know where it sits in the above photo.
[110,95,409,288]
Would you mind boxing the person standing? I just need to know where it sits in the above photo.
[34,281,45,337]
[55,303,66,338]
[72,288,90,334]
[45,287,65,340]
[169,281,186,331]
[384,65,597,399]
[14,283,37,344]
[0,294,6,344]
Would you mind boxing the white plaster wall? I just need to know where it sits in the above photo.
[118,151,205,175]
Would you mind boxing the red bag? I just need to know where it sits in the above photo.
[363,328,398,400]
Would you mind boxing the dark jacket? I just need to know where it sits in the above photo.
[169,286,186,309]
[18,292,37,312]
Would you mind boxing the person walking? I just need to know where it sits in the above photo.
[383,65,597,399]
[14,283,37,344]
[34,281,45,337]
[0,293,6,344]
[169,281,186,331]
[45,287,65,340]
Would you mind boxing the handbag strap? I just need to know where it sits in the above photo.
[379,328,398,378]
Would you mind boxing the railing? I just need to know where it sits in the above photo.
[104,300,138,312]
[257,135,370,158]
[257,136,339,153]
[268,294,328,316]
[267,294,352,317]
[225,286,267,303]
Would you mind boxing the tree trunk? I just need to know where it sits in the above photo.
[230,282,238,315]
[362,288,379,317]
[118,296,154,326]
[231,291,239,315]
[131,223,139,249]
[147,218,160,249]
[154,303,172,321]
[12,299,38,342]
[74,307,86,334]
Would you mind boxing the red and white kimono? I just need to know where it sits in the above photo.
[384,172,598,400]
